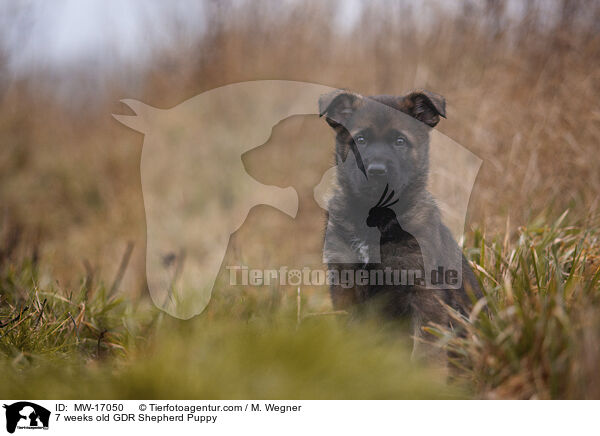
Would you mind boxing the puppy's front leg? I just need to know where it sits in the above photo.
[410,293,448,377]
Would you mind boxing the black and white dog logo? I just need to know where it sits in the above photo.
[3,402,50,433]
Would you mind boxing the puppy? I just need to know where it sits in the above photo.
[319,89,481,363]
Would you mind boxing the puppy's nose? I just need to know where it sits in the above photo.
[367,163,387,177]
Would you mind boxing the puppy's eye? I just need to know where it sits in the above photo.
[395,136,407,146]
[355,135,367,145]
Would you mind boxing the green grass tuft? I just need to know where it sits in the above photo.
[435,211,600,399]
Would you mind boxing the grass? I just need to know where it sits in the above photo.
[0,257,153,364]
[0,256,456,399]
[1,210,599,399]
[432,211,600,399]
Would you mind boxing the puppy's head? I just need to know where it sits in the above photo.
[319,89,446,201]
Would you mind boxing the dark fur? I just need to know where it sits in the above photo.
[319,89,481,361]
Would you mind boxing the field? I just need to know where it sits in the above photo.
[1,0,600,399]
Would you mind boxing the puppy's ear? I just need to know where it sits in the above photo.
[318,90,362,129]
[403,89,446,127]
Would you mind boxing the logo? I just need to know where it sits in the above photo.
[3,402,50,433]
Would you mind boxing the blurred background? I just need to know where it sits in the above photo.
[1,0,600,399]
[1,0,599,293]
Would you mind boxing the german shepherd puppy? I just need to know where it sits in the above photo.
[319,89,481,363]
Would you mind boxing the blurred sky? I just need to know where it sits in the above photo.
[1,0,207,74]
[1,0,368,75]
[0,0,557,100]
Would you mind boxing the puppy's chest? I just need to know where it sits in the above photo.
[350,236,420,267]
[350,238,372,264]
